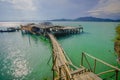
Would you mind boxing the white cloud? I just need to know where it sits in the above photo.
[88,0,120,17]
[0,0,37,11]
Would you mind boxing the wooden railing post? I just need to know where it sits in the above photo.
[115,69,119,80]
[59,67,62,80]
[93,59,97,73]
[81,52,84,66]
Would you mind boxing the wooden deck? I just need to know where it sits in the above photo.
[73,72,102,80]
[20,23,83,35]
[48,33,102,80]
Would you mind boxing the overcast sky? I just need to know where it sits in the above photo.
[0,0,120,20]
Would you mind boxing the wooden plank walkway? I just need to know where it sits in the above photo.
[73,72,102,80]
[48,33,102,80]
[48,33,72,79]
[20,22,120,80]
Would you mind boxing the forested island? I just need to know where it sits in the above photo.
[50,17,120,22]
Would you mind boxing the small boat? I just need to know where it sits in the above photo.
[0,27,16,32]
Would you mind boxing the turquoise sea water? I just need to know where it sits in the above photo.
[0,22,120,80]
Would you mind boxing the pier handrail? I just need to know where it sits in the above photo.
[82,52,120,71]
[81,52,120,80]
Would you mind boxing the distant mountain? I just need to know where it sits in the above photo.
[50,18,72,21]
[1,17,120,22]
[50,17,120,22]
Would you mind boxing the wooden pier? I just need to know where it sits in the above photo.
[20,22,120,80]
[48,33,102,80]
[20,22,83,36]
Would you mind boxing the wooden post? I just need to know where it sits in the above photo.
[59,67,62,80]
[115,69,119,80]
[93,59,97,73]
[52,52,57,80]
[52,54,55,80]
[78,28,80,33]
[81,27,83,33]
[47,55,52,64]
[81,53,84,66]
[52,44,55,80]
[53,69,55,80]
[79,28,80,33]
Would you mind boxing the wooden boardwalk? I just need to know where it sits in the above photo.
[48,33,102,80]
[20,23,83,35]
[20,22,120,80]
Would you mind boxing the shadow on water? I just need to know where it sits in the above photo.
[55,32,85,40]
[21,31,50,46]
[19,31,53,80]
[82,32,91,34]
[20,31,86,44]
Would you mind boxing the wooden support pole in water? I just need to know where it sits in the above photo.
[115,69,119,80]
[47,54,52,64]
[93,59,97,73]
[52,54,57,80]
[52,56,55,80]
[78,28,79,33]
[53,69,55,80]
[81,53,84,66]
[59,67,62,80]
[51,40,55,80]
[82,28,83,32]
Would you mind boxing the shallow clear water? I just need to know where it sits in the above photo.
[0,22,120,80]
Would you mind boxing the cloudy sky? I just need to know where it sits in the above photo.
[0,0,120,20]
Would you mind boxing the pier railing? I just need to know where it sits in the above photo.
[49,34,102,80]
[81,52,120,80]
